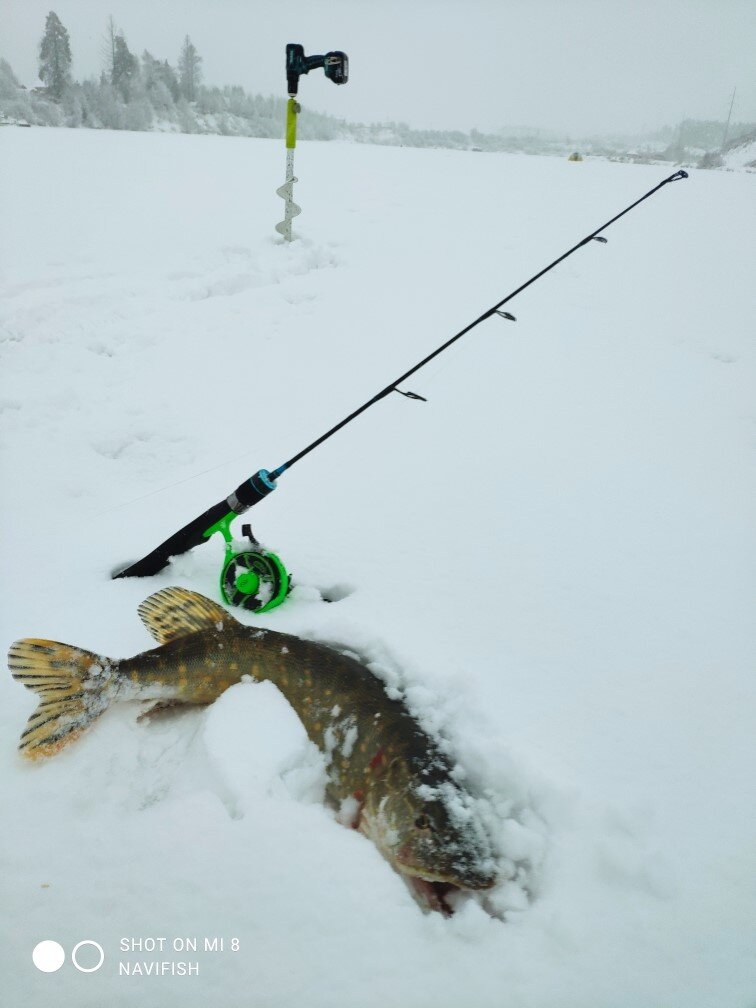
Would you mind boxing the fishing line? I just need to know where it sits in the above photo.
[96,447,268,517]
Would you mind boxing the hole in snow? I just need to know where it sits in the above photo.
[319,583,356,604]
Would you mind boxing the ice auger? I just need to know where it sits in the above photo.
[275,43,349,241]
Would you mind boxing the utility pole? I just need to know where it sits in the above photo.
[722,88,736,148]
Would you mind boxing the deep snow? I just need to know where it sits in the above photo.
[1,127,754,1008]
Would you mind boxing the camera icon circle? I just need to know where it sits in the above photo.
[72,940,105,973]
[32,940,65,973]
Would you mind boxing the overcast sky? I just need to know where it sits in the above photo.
[4,0,755,135]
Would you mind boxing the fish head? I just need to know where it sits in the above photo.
[367,782,497,894]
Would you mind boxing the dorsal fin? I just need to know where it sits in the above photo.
[137,587,238,645]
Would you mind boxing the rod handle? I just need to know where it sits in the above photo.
[112,470,277,579]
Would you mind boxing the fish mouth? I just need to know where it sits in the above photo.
[406,875,459,916]
[397,861,496,892]
[398,864,496,914]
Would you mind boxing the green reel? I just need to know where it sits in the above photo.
[204,513,290,613]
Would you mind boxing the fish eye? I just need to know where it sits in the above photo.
[415,814,431,830]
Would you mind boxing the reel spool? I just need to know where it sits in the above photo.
[205,514,290,613]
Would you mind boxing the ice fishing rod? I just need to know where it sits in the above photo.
[114,168,688,608]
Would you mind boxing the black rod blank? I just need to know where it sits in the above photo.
[273,168,688,477]
[114,169,687,579]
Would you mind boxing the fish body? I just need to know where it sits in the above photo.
[9,588,496,909]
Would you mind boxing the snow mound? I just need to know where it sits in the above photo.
[203,680,328,810]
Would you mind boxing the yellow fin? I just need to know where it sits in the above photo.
[137,587,238,645]
[8,639,117,760]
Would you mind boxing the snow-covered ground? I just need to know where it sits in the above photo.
[723,136,756,170]
[1,127,754,1008]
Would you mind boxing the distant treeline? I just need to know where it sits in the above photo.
[0,49,597,152]
[1,11,754,161]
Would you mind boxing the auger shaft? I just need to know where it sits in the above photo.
[275,99,301,241]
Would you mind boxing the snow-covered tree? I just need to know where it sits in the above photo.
[90,81,125,130]
[38,11,72,99]
[0,57,22,100]
[178,36,202,101]
[141,51,161,89]
[112,33,138,99]
[142,52,179,107]
[160,60,181,102]
[101,15,118,85]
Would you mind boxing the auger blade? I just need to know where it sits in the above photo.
[275,160,301,241]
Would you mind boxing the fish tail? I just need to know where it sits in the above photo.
[8,638,119,760]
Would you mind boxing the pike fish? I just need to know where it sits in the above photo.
[9,587,496,912]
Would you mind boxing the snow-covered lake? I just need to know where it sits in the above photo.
[1,126,754,1007]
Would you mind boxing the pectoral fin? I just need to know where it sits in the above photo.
[137,699,201,722]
